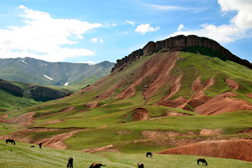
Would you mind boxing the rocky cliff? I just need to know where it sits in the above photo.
[0,79,24,97]
[29,85,66,102]
[0,78,69,102]
[111,35,252,72]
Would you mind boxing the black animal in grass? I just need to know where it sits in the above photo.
[6,139,15,145]
[89,163,106,168]
[146,152,152,158]
[197,158,207,166]
[138,162,144,168]
[67,157,73,168]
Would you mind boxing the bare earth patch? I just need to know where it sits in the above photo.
[34,119,64,127]
[34,130,79,149]
[82,144,120,153]
[157,139,252,162]
[86,102,99,108]
[200,129,223,135]
[0,112,35,126]
[194,92,252,115]
[132,108,149,121]
[237,128,252,134]
[142,131,186,139]
[226,79,239,90]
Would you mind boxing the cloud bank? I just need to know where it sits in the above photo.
[0,5,103,62]
[170,0,252,43]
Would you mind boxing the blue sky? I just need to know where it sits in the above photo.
[0,0,251,64]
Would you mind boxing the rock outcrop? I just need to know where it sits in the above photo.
[0,78,23,97]
[29,85,67,102]
[0,78,68,102]
[111,35,252,72]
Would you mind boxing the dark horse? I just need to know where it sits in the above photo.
[146,152,152,158]
[197,158,207,166]
[138,163,144,168]
[6,139,15,145]
[67,157,73,168]
[89,163,106,168]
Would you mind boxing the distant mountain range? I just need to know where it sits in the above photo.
[0,57,114,86]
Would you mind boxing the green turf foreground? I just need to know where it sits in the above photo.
[0,140,252,168]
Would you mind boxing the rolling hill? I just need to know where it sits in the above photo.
[1,35,252,165]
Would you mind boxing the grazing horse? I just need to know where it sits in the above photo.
[146,152,152,158]
[138,163,144,168]
[197,158,207,166]
[67,157,73,168]
[89,163,106,168]
[6,139,15,145]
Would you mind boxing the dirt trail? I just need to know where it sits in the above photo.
[158,139,252,162]
[34,130,78,149]
[0,112,35,126]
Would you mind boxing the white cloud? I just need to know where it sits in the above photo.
[126,20,135,27]
[92,38,103,43]
[0,5,103,62]
[177,24,184,31]
[169,0,252,43]
[75,35,83,39]
[144,4,185,11]
[92,38,98,42]
[112,23,117,26]
[135,24,160,35]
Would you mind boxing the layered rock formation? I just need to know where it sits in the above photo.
[0,78,68,102]
[0,79,23,97]
[29,85,66,102]
[111,35,252,72]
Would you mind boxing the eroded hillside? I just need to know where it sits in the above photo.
[1,35,252,162]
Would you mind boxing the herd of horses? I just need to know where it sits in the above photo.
[67,152,208,167]
[5,141,208,167]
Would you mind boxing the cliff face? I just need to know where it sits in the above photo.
[29,86,66,102]
[111,35,252,72]
[0,79,23,97]
[0,78,68,102]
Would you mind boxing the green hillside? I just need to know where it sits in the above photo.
[1,46,252,164]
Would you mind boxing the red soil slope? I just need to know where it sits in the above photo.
[158,139,252,162]
[194,92,252,115]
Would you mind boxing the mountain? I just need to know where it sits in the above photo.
[0,57,114,86]
[1,35,252,162]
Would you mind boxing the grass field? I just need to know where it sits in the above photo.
[1,140,252,168]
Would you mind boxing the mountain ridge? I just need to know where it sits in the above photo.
[112,35,252,72]
[0,57,114,86]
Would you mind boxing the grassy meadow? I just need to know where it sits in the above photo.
[1,140,252,168]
